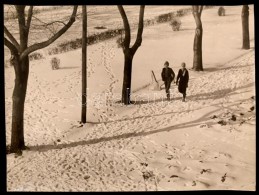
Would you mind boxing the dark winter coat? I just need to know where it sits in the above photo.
[161,67,175,82]
[176,68,189,94]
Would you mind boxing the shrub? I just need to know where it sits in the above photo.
[169,17,181,31]
[176,9,184,17]
[144,19,155,27]
[48,47,59,55]
[156,13,174,23]
[218,6,226,16]
[29,52,44,61]
[50,57,60,70]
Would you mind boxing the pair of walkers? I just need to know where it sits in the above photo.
[161,61,189,101]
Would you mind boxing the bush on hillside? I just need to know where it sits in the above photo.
[218,6,226,16]
[156,13,174,23]
[169,17,181,31]
[144,19,155,27]
[29,52,44,61]
[50,57,60,70]
[176,9,184,17]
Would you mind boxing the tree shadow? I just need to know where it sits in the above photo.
[28,96,253,153]
[180,28,194,31]
[130,96,182,105]
[187,88,232,101]
[90,82,254,125]
[188,82,254,101]
[133,82,254,105]
[203,67,219,72]
[223,14,239,16]
[201,63,253,73]
[59,66,80,70]
[25,80,254,153]
[28,105,223,153]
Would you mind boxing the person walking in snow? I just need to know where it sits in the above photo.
[176,62,189,102]
[161,61,175,100]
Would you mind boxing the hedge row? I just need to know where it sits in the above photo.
[48,29,124,55]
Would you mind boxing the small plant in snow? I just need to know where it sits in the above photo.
[169,17,181,31]
[142,170,155,180]
[51,57,60,70]
[142,170,159,191]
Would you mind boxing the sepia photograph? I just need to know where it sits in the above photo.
[4,4,255,191]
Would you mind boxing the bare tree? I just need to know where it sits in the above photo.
[117,5,145,105]
[4,5,78,154]
[241,5,250,49]
[192,6,203,71]
[81,5,87,123]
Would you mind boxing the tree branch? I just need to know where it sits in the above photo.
[131,5,145,54]
[4,26,20,50]
[199,6,203,17]
[192,6,197,12]
[4,37,18,54]
[32,15,67,27]
[30,16,57,35]
[26,6,33,29]
[20,5,78,60]
[30,17,67,35]
[117,5,131,49]
[16,5,28,50]
[192,6,197,17]
[192,6,202,29]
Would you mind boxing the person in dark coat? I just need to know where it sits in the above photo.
[161,61,175,100]
[176,62,189,102]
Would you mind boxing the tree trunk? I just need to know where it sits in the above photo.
[118,6,145,105]
[193,26,203,71]
[122,51,133,105]
[193,11,203,71]
[242,5,250,49]
[10,55,29,153]
[81,5,87,123]
[5,6,78,154]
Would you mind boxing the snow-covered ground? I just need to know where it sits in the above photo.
[5,6,255,191]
